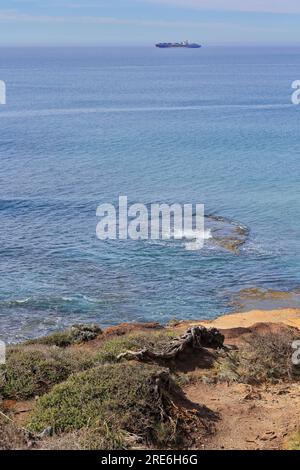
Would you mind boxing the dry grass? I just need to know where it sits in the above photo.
[285,431,300,450]
[217,329,300,384]
[0,416,28,450]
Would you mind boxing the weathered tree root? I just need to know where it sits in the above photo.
[117,326,224,362]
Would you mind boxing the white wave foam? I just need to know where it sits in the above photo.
[173,228,212,240]
[62,294,103,304]
[82,295,103,304]
[3,298,31,306]
[14,298,30,305]
[144,228,212,251]
[185,240,205,251]
[0,104,292,119]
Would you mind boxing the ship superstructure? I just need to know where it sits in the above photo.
[156,40,201,49]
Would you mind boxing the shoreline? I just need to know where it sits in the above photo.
[2,302,300,346]
[4,305,300,345]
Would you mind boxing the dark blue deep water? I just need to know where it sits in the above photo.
[0,47,299,341]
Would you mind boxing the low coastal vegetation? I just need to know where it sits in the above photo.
[1,346,95,400]
[25,324,102,348]
[29,363,195,449]
[0,416,28,450]
[94,331,175,364]
[1,321,300,450]
[216,328,299,384]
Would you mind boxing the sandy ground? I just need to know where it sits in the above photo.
[174,308,300,330]
[185,381,300,450]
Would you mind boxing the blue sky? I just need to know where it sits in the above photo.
[0,0,300,45]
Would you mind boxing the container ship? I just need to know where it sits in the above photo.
[156,40,201,49]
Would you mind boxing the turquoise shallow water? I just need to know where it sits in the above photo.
[0,46,299,342]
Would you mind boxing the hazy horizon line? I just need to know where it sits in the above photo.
[1,43,300,47]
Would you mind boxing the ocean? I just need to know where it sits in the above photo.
[0,46,299,342]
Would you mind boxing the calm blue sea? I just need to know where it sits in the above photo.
[0,46,299,342]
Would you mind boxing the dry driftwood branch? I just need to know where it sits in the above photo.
[117,326,224,362]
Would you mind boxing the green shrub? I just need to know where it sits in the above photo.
[26,331,73,348]
[26,324,102,348]
[1,345,95,400]
[95,331,174,364]
[29,363,189,449]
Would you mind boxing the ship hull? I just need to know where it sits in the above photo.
[156,43,201,49]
